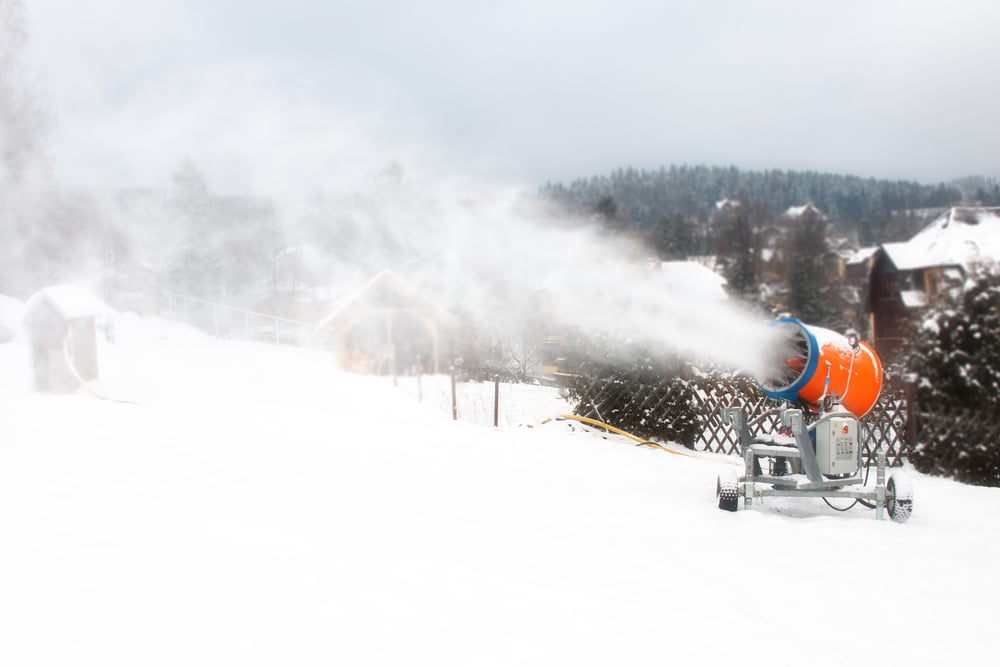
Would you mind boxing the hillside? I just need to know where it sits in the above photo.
[541,164,997,246]
[1,317,998,665]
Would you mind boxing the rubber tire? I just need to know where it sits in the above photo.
[887,473,913,523]
[717,470,739,512]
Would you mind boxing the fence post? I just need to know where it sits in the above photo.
[904,381,917,459]
[494,377,500,427]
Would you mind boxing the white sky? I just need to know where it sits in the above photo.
[23,0,1000,194]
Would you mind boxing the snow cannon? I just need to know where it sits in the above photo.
[757,317,883,418]
[716,318,910,522]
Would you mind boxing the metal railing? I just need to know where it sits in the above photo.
[165,292,312,345]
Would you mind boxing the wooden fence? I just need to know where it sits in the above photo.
[419,363,1000,477]
[570,373,913,466]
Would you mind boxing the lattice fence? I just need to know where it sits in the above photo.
[571,373,913,465]
[688,377,785,455]
[859,392,910,466]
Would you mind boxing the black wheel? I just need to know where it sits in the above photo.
[887,473,913,523]
[717,470,739,512]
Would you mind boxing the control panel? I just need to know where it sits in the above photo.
[815,417,860,475]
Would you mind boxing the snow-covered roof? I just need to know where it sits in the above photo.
[883,207,1000,271]
[846,246,879,265]
[783,203,825,220]
[649,261,728,300]
[25,286,110,321]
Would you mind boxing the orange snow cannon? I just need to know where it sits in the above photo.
[757,317,883,418]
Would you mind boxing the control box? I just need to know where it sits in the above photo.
[815,416,860,475]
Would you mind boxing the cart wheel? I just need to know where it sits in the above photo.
[717,469,739,512]
[887,473,913,523]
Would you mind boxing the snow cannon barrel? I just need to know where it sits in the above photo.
[757,317,883,418]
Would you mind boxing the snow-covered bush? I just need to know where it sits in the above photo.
[559,333,703,448]
[906,269,1000,486]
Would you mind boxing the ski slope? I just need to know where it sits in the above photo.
[1,316,997,666]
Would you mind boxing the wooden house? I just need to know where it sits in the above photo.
[864,207,1000,359]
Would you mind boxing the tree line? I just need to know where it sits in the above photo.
[540,164,997,247]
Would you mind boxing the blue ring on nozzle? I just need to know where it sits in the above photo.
[763,317,819,403]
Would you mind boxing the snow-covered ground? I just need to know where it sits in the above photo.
[1,315,998,666]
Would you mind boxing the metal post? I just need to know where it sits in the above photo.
[387,314,396,386]
[494,378,500,427]
[743,447,755,508]
[904,380,917,460]
[450,367,458,421]
[876,448,886,521]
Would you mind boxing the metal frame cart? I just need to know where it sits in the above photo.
[717,406,913,522]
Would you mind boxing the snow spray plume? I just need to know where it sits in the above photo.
[296,166,782,378]
[0,39,784,375]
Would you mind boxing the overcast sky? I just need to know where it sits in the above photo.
[24,0,1000,194]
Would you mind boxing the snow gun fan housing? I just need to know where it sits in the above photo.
[757,317,883,418]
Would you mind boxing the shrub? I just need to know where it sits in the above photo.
[559,333,703,448]
[905,268,1000,486]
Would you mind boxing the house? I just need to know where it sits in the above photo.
[864,207,1000,358]
[783,203,826,221]
[314,271,455,375]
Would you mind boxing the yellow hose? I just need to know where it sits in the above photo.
[552,414,692,457]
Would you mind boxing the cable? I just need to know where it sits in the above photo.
[822,439,881,511]
[823,497,858,512]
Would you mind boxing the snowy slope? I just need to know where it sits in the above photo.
[1,316,998,666]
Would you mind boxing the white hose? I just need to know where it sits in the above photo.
[62,332,138,405]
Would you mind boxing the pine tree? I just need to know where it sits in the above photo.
[716,198,769,303]
[0,0,52,294]
[167,159,221,297]
[784,208,830,324]
[651,212,695,260]
[906,269,1000,485]
[0,0,49,186]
